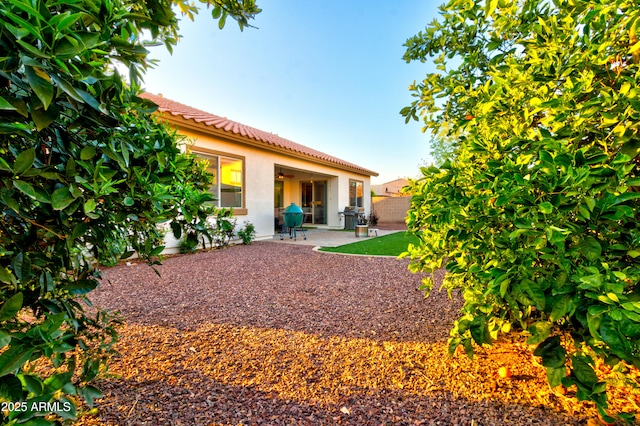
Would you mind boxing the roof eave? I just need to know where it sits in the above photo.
[156,112,379,177]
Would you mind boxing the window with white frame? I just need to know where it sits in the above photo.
[349,180,364,207]
[196,152,244,208]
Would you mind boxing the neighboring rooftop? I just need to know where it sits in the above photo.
[141,93,378,177]
[371,178,410,196]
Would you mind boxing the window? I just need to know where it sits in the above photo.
[196,152,244,209]
[349,180,363,207]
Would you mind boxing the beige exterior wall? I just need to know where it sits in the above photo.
[371,195,411,224]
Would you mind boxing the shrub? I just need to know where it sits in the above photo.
[237,221,257,245]
[401,0,640,422]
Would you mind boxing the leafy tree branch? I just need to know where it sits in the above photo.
[403,0,640,422]
[0,0,259,423]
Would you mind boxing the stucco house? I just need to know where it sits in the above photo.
[141,93,378,247]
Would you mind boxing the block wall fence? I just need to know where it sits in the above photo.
[371,196,411,225]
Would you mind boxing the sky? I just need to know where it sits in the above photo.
[141,1,442,184]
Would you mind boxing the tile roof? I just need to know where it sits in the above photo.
[141,93,378,176]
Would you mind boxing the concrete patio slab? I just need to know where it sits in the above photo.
[269,227,403,248]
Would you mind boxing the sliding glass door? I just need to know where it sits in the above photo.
[301,181,327,224]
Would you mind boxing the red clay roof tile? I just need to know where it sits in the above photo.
[141,92,378,176]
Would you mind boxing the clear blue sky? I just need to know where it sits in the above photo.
[141,2,441,184]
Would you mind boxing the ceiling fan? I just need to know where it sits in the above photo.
[276,172,295,179]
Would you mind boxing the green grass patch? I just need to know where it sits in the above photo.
[318,231,419,256]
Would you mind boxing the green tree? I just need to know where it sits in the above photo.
[0,0,259,423]
[402,0,640,422]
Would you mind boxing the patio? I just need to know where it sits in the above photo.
[270,226,403,248]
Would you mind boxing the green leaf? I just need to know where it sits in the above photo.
[51,187,76,210]
[627,249,640,258]
[521,279,546,310]
[0,292,23,321]
[549,295,572,321]
[79,385,103,408]
[0,331,11,348]
[546,366,566,388]
[577,205,590,220]
[621,140,640,158]
[218,12,227,29]
[83,199,97,214]
[14,148,36,175]
[44,372,73,393]
[24,66,54,110]
[13,180,36,199]
[171,221,182,239]
[50,11,84,31]
[578,236,602,262]
[0,266,15,284]
[499,277,510,298]
[578,274,603,290]
[0,96,16,111]
[149,245,165,257]
[539,201,553,214]
[50,74,84,103]
[61,279,98,295]
[600,317,631,361]
[1,192,20,213]
[55,35,82,57]
[0,157,12,172]
[71,223,88,240]
[527,321,552,345]
[0,374,24,401]
[611,192,640,206]
[571,356,598,388]
[12,253,31,281]
[546,226,568,244]
[7,0,46,21]
[34,187,51,203]
[469,315,492,345]
[533,336,566,368]
[17,40,50,60]
[0,345,34,377]
[21,374,44,395]
[80,146,96,160]
[40,312,66,334]
[32,106,58,131]
[75,88,101,111]
[57,396,77,420]
[75,31,101,49]
[621,309,640,323]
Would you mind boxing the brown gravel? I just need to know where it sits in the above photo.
[78,242,639,425]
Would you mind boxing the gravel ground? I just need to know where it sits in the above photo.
[78,242,637,425]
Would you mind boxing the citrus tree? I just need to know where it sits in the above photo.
[402,0,640,421]
[0,0,259,423]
